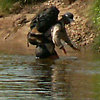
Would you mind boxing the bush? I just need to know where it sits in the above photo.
[92,0,100,50]
[92,0,100,30]
[0,0,15,12]
[0,0,47,13]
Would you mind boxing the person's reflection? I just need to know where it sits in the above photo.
[29,58,73,100]
[52,64,72,100]
[29,58,55,99]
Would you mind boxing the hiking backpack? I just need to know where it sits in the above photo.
[30,6,60,33]
[27,6,59,46]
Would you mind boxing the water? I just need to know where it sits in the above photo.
[0,52,100,100]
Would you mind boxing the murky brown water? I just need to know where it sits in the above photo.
[0,52,100,100]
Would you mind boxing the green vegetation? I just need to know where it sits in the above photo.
[91,0,100,50]
[0,0,47,13]
[0,0,15,13]
[92,0,100,29]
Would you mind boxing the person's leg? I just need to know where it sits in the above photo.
[35,45,51,59]
[35,43,59,59]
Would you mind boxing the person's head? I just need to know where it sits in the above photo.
[62,12,74,24]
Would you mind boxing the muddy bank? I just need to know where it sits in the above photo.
[0,0,94,55]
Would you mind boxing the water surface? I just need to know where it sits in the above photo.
[0,52,100,100]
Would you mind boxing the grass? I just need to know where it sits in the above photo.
[0,0,15,13]
[0,0,47,14]
[91,0,100,51]
[93,35,100,51]
[92,0,100,30]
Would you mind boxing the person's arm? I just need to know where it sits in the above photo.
[52,24,67,54]
[62,28,80,51]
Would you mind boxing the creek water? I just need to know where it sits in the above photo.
[0,51,100,100]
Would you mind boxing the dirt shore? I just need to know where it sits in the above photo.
[0,0,94,56]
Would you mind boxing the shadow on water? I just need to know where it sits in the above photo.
[0,52,100,100]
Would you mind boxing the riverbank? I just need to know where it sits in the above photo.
[0,0,95,55]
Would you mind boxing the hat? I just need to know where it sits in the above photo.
[62,12,74,24]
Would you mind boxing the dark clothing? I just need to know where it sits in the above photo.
[27,24,59,59]
[35,43,58,59]
[35,45,51,59]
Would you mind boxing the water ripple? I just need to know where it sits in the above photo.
[0,54,99,100]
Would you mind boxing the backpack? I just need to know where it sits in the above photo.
[30,6,59,33]
[27,27,52,46]
[27,6,59,46]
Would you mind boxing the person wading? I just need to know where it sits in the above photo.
[27,6,79,59]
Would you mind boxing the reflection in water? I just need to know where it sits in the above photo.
[52,65,72,100]
[0,54,100,99]
[29,58,74,100]
[29,58,76,100]
[29,59,54,100]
